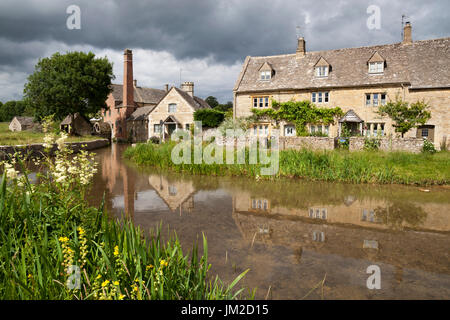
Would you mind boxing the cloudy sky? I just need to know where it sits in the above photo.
[0,0,449,103]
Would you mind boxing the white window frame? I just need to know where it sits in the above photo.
[168,103,177,113]
[260,70,271,80]
[315,66,329,77]
[284,125,296,137]
[312,91,329,103]
[369,62,384,74]
[154,124,162,133]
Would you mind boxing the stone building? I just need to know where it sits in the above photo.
[60,113,92,136]
[233,23,450,149]
[147,82,211,141]
[9,116,35,132]
[102,49,166,141]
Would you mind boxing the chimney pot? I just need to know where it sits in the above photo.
[133,79,137,87]
[165,84,169,92]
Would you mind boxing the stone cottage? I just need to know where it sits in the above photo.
[60,113,92,136]
[9,116,35,132]
[148,82,211,141]
[233,22,450,149]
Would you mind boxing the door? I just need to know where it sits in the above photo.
[167,123,177,136]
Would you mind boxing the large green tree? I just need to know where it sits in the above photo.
[24,51,114,120]
[205,96,219,109]
[377,99,431,137]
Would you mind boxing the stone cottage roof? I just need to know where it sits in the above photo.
[110,84,166,104]
[127,105,156,121]
[60,113,90,125]
[13,116,34,126]
[234,37,450,92]
[173,87,211,110]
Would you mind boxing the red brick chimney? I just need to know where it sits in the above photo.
[123,49,134,115]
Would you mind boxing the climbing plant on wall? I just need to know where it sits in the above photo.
[251,100,343,136]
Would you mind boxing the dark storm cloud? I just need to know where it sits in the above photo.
[0,0,449,100]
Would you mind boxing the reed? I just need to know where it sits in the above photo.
[125,142,449,185]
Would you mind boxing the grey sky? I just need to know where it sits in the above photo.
[0,0,448,102]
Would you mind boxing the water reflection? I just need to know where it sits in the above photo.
[89,144,450,299]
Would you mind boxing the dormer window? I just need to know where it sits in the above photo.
[314,56,331,78]
[260,71,271,80]
[367,51,385,74]
[315,66,328,77]
[369,62,384,74]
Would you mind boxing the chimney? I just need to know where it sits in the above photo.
[403,22,412,44]
[165,84,169,92]
[296,37,306,57]
[123,49,134,109]
[133,79,137,87]
[180,81,194,97]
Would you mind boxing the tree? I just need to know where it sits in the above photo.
[24,51,114,120]
[0,100,28,122]
[193,109,225,128]
[377,98,431,137]
[215,101,233,112]
[205,96,219,109]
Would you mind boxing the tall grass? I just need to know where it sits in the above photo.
[124,142,450,185]
[0,167,250,300]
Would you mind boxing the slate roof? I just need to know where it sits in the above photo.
[234,38,450,92]
[173,87,211,110]
[13,116,34,126]
[60,113,90,125]
[110,84,166,104]
[127,105,156,121]
[339,110,363,123]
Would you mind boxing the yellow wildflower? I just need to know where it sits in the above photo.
[58,236,69,243]
[77,227,85,235]
[96,274,102,279]
[160,259,168,267]
[118,294,125,300]
[113,246,119,256]
[113,281,120,286]
[146,264,154,271]
[101,280,110,287]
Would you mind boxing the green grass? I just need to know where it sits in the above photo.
[124,142,450,186]
[0,169,250,300]
[0,122,99,145]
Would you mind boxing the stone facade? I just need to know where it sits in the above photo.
[233,24,450,150]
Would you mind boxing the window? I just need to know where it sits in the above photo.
[251,198,269,211]
[311,91,329,103]
[168,103,177,113]
[154,124,162,133]
[369,62,384,73]
[324,125,329,135]
[315,66,328,77]
[312,231,325,242]
[364,123,385,137]
[421,127,429,137]
[310,125,316,134]
[309,208,327,220]
[373,93,379,106]
[252,96,270,108]
[185,123,190,130]
[365,93,386,106]
[169,185,177,196]
[285,125,296,136]
[260,71,271,80]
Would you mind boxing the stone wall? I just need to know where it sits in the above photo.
[349,137,424,153]
[280,136,335,151]
[0,139,110,160]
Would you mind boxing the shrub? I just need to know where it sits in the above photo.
[422,138,436,154]
[193,109,225,128]
[149,136,160,144]
[364,137,380,151]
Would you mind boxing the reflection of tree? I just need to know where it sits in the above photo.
[375,202,427,229]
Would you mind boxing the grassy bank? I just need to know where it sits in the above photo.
[124,142,450,185]
[0,140,249,299]
[0,122,99,145]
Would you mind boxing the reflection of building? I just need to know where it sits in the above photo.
[232,191,450,275]
[148,174,195,212]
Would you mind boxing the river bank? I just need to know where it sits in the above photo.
[124,142,450,186]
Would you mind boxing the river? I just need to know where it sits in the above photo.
[86,144,450,299]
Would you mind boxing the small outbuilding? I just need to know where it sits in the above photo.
[60,113,92,136]
[9,116,35,132]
